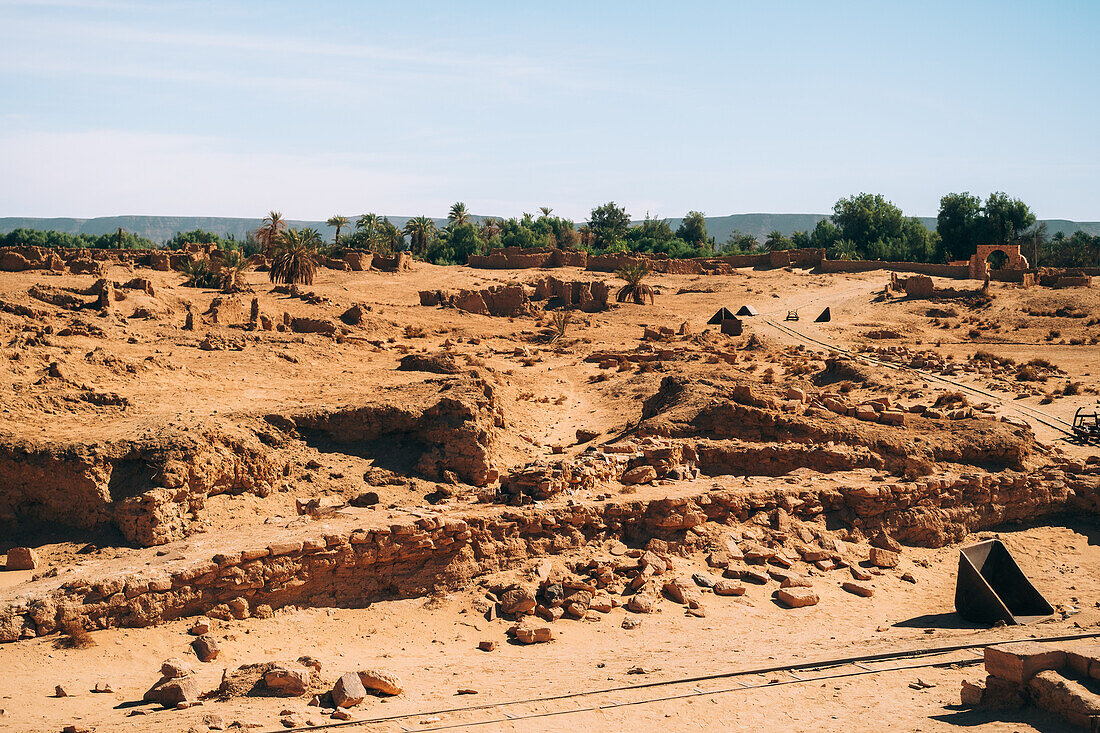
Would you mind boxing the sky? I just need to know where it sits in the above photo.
[1,0,1098,222]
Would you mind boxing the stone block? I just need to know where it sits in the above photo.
[985,643,1067,684]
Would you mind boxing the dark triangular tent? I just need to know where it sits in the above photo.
[721,316,743,335]
[955,540,1052,625]
[815,307,831,322]
[736,305,758,316]
[707,307,736,325]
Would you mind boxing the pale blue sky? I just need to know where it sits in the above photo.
[1,0,1098,221]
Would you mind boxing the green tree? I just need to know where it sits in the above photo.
[764,229,791,251]
[724,231,759,252]
[539,206,553,217]
[479,217,501,242]
[165,229,229,250]
[425,222,485,265]
[256,210,287,256]
[588,201,631,250]
[326,215,350,247]
[831,193,905,255]
[984,192,1035,247]
[448,202,470,226]
[269,227,321,285]
[809,219,840,251]
[675,211,709,248]
[936,192,984,262]
[404,216,438,255]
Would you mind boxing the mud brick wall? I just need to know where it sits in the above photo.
[1,462,1094,643]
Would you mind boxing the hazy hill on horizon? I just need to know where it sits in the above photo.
[1,213,1098,247]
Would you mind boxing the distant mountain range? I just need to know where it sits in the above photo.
[1,213,1098,246]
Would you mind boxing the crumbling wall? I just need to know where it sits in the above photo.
[419,284,534,317]
[0,460,1094,642]
[0,429,276,547]
[531,276,612,311]
[288,375,502,486]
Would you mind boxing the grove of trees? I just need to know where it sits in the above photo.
[2,192,1098,269]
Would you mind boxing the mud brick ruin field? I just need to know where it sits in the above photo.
[1,244,1099,732]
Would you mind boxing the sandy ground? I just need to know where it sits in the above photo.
[1,522,1097,732]
[1,259,1098,731]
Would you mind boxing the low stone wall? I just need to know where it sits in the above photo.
[0,460,1094,642]
[818,260,971,278]
[466,248,827,274]
[467,248,588,269]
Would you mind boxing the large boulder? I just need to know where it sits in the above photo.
[357,669,403,696]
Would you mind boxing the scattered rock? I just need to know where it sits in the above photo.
[841,581,874,597]
[621,466,658,485]
[192,634,220,662]
[357,668,403,696]
[332,672,367,708]
[869,547,900,568]
[776,587,820,608]
[265,666,311,697]
[161,658,193,679]
[5,547,39,570]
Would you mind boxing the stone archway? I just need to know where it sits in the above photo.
[985,249,1010,270]
[969,244,1029,279]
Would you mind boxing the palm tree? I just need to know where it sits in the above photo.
[479,217,501,241]
[404,216,437,255]
[219,249,251,293]
[764,230,789,252]
[326,215,350,248]
[269,227,320,285]
[256,211,287,256]
[356,213,380,237]
[578,225,593,248]
[615,263,655,305]
[830,240,860,261]
[539,207,553,217]
[448,202,470,226]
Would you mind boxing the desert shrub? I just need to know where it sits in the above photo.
[54,616,95,649]
[547,312,571,343]
[934,392,968,407]
[1027,357,1054,369]
[967,329,981,339]
[1015,365,1041,382]
[177,259,219,289]
[1063,381,1081,396]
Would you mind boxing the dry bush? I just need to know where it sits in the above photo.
[404,325,426,338]
[1015,365,1042,382]
[972,350,1013,366]
[934,392,968,407]
[761,367,776,384]
[1027,357,1055,369]
[1063,381,1081,396]
[54,616,95,649]
[967,329,981,339]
